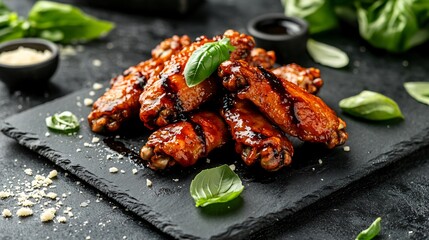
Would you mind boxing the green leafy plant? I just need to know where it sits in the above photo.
[0,0,114,44]
[45,111,80,133]
[355,217,382,240]
[339,90,404,120]
[184,38,235,87]
[28,1,114,43]
[404,82,429,105]
[307,38,349,68]
[281,0,429,52]
[190,164,244,207]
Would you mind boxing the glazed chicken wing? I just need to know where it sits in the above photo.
[88,35,191,132]
[139,30,256,130]
[219,60,347,148]
[140,111,228,170]
[222,95,293,171]
[272,63,323,94]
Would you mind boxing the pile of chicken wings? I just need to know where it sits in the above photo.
[88,30,348,171]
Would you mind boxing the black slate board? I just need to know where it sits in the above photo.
[3,40,429,239]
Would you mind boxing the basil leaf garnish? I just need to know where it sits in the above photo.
[184,37,235,87]
[307,38,349,68]
[45,111,80,133]
[404,82,429,105]
[339,90,404,120]
[190,164,244,207]
[355,217,381,240]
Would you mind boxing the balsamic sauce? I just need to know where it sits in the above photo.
[255,18,301,36]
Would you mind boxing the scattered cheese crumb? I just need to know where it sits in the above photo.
[120,170,125,174]
[24,168,33,176]
[109,167,119,173]
[91,137,100,143]
[40,208,56,222]
[132,169,138,175]
[206,158,211,163]
[0,191,11,199]
[172,179,179,182]
[318,159,323,165]
[45,132,50,137]
[76,148,82,152]
[343,146,351,152]
[146,179,153,188]
[229,164,236,171]
[80,202,88,207]
[47,170,58,179]
[92,59,102,67]
[16,207,33,217]
[57,216,67,223]
[2,209,12,218]
[92,83,103,90]
[46,192,57,199]
[86,236,91,240]
[84,98,94,106]
[21,200,35,207]
[89,91,95,96]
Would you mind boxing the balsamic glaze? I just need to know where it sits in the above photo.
[255,18,301,36]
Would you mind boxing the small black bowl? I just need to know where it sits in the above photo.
[0,38,59,90]
[247,13,309,64]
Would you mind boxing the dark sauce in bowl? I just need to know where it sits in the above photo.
[247,13,309,63]
[255,18,302,36]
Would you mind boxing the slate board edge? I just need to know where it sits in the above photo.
[3,117,429,240]
[212,127,429,239]
[0,122,197,240]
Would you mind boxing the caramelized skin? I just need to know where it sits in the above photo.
[139,36,218,129]
[272,63,324,94]
[139,30,256,130]
[219,60,347,148]
[249,48,276,69]
[140,112,228,170]
[88,35,191,132]
[222,95,293,171]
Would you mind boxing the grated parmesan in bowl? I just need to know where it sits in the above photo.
[0,46,52,66]
[0,38,59,89]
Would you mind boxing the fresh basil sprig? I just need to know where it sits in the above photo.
[45,111,80,133]
[355,217,382,240]
[339,90,404,121]
[190,164,244,207]
[184,37,235,87]
[307,38,349,68]
[404,82,429,105]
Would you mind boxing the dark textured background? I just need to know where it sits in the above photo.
[1,0,429,239]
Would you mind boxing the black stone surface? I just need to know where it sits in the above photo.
[1,0,429,239]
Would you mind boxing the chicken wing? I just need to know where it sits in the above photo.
[140,111,229,170]
[139,30,256,130]
[219,60,347,148]
[272,63,323,94]
[221,95,293,171]
[88,35,191,132]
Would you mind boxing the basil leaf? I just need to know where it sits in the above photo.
[339,90,404,121]
[45,111,80,133]
[282,0,338,34]
[307,38,349,68]
[404,82,429,105]
[356,0,429,52]
[355,217,381,240]
[28,1,114,43]
[190,164,244,207]
[184,37,235,87]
